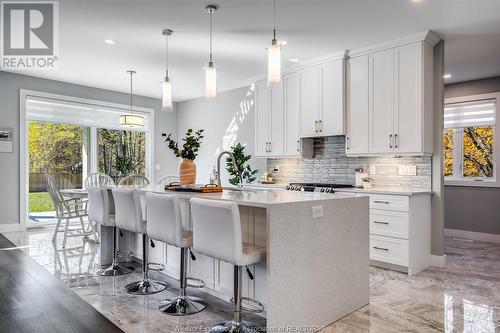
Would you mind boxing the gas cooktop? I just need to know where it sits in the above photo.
[286,183,354,193]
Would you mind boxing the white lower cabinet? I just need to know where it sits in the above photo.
[365,193,431,275]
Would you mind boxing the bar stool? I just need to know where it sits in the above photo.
[112,188,168,295]
[146,192,206,315]
[87,187,134,276]
[190,198,266,333]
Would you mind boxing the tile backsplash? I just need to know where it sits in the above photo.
[266,136,432,191]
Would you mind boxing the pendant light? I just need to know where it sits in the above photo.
[204,5,217,98]
[267,0,281,86]
[162,29,173,111]
[120,70,144,128]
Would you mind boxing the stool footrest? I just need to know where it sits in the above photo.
[186,277,205,288]
[230,297,265,314]
[148,262,165,272]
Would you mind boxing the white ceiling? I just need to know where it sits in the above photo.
[9,0,500,101]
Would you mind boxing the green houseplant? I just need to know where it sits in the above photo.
[226,143,257,186]
[162,129,204,184]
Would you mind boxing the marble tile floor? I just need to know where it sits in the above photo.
[3,229,500,333]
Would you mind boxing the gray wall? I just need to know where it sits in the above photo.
[0,71,178,226]
[176,85,266,186]
[444,75,500,234]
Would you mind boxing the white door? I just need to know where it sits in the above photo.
[370,49,394,153]
[299,66,320,137]
[255,80,270,156]
[346,55,370,154]
[321,59,345,136]
[394,42,422,154]
[283,72,301,156]
[269,84,284,155]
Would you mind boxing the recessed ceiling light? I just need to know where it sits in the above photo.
[104,39,115,45]
[411,0,424,3]
[288,58,300,63]
[443,73,452,79]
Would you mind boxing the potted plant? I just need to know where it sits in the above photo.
[225,143,257,186]
[162,129,204,184]
[362,176,373,189]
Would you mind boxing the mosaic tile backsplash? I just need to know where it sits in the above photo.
[266,136,432,191]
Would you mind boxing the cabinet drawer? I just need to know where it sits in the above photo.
[370,210,409,239]
[369,194,409,211]
[370,235,408,266]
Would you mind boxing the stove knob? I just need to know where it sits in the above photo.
[286,185,291,190]
[297,187,302,191]
[324,188,330,193]
[320,188,325,192]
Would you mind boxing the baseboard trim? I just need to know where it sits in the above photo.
[445,228,500,244]
[430,254,446,268]
[0,223,24,233]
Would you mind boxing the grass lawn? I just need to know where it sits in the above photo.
[29,192,55,213]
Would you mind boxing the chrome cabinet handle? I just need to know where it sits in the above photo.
[373,246,389,251]
[265,142,269,152]
[315,120,318,133]
[373,221,389,225]
[394,134,398,149]
[269,141,272,152]
[373,200,390,204]
[296,139,300,152]
[346,136,350,150]
[389,134,393,149]
[318,120,323,132]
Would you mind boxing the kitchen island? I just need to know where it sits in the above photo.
[102,187,369,331]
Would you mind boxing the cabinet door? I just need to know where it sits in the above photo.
[321,59,345,136]
[299,66,320,137]
[394,42,422,153]
[370,49,394,153]
[255,80,270,156]
[346,55,370,154]
[269,84,284,155]
[283,72,301,156]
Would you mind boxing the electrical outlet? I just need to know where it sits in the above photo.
[398,165,417,176]
[312,205,323,219]
[273,165,280,172]
[370,165,376,175]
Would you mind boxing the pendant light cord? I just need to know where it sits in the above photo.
[165,36,169,78]
[129,71,133,114]
[273,0,276,40]
[209,10,213,63]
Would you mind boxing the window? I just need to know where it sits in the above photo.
[443,96,498,186]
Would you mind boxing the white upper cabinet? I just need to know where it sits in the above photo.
[346,36,435,156]
[346,55,369,154]
[299,59,345,138]
[284,72,301,156]
[299,66,321,137]
[370,48,395,153]
[321,59,345,136]
[254,79,284,157]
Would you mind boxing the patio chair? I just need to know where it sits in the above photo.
[84,173,115,189]
[46,175,97,248]
[118,174,150,188]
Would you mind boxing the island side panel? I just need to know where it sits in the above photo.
[266,196,369,331]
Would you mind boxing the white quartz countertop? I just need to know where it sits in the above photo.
[142,185,356,208]
[244,183,432,196]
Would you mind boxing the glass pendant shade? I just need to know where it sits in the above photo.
[267,39,281,86]
[119,114,144,128]
[162,77,173,110]
[205,62,217,98]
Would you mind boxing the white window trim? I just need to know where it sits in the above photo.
[19,89,155,229]
[444,92,500,188]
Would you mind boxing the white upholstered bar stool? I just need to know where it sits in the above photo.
[112,188,168,295]
[190,198,266,333]
[87,188,134,276]
[146,192,206,315]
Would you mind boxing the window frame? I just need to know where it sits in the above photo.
[444,92,500,188]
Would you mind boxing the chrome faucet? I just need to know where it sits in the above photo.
[216,151,238,187]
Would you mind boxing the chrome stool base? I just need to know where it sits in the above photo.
[97,263,134,276]
[159,296,206,315]
[210,320,263,333]
[125,279,167,295]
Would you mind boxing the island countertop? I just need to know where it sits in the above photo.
[142,185,356,208]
